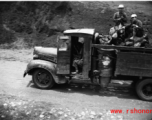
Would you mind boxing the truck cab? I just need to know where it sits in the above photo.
[57,29,94,79]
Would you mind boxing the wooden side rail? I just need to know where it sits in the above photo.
[91,44,152,53]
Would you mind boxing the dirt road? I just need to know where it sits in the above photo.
[0,49,152,120]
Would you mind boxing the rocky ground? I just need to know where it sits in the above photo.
[0,49,152,120]
[0,94,123,120]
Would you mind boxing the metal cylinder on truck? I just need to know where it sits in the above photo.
[97,48,116,88]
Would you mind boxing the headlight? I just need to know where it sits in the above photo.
[33,47,38,58]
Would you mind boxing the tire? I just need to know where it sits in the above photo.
[32,69,55,89]
[136,79,152,101]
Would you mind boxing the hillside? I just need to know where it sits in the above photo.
[0,1,152,48]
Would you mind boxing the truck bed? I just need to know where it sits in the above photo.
[92,44,152,77]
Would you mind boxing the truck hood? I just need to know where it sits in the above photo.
[34,46,57,63]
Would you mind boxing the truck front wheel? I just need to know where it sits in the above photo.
[136,79,152,101]
[32,69,55,89]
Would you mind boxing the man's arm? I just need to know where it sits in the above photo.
[137,20,143,28]
[113,12,121,23]
[133,20,143,28]
[122,13,127,23]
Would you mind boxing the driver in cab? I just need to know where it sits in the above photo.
[72,37,84,75]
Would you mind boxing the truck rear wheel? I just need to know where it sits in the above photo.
[136,79,152,101]
[32,69,55,89]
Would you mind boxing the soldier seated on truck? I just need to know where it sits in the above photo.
[125,14,149,47]
[108,24,126,46]
[124,27,149,47]
[72,37,84,75]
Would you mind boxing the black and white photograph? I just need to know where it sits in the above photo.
[0,1,152,120]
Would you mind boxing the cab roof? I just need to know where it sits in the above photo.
[63,28,95,36]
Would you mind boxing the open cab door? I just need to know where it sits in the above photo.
[57,36,71,74]
[70,36,92,80]
[63,29,94,80]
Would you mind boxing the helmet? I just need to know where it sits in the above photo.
[118,4,124,9]
[131,14,137,18]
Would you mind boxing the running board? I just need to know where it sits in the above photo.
[70,79,93,85]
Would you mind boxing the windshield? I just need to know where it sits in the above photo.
[58,36,70,51]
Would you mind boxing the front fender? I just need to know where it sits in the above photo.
[24,60,67,84]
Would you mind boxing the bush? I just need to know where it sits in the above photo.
[0,28,15,44]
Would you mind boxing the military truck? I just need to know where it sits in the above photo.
[24,28,152,101]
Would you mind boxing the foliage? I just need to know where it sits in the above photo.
[0,1,151,48]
